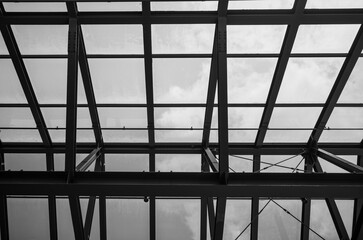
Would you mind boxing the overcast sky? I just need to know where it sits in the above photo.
[0,1,362,240]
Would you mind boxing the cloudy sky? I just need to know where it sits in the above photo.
[0,1,362,240]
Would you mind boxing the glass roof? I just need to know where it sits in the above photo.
[0,2,362,240]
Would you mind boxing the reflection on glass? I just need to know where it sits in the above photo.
[229,108,263,128]
[156,199,200,240]
[107,199,149,240]
[228,58,277,103]
[152,24,215,53]
[338,58,363,103]
[154,58,211,103]
[78,2,141,11]
[8,198,50,239]
[155,108,204,128]
[155,130,202,142]
[98,108,147,128]
[306,0,363,9]
[4,2,67,12]
[0,129,42,142]
[89,59,146,103]
[0,108,36,127]
[258,199,301,240]
[269,107,322,128]
[25,59,67,103]
[277,58,344,103]
[5,153,46,171]
[82,25,143,54]
[156,154,200,172]
[292,25,360,53]
[102,130,148,143]
[12,25,68,54]
[151,1,217,11]
[0,59,27,103]
[105,154,149,172]
[229,0,294,9]
[264,130,312,143]
[227,25,286,53]
[229,130,257,143]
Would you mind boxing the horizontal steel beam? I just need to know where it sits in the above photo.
[2,11,363,25]
[0,172,362,198]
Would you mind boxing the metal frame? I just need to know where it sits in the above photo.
[0,1,363,240]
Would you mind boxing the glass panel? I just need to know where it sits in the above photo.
[306,0,363,9]
[229,155,253,172]
[57,198,75,240]
[229,0,294,9]
[228,58,277,103]
[277,58,344,103]
[264,130,312,143]
[336,200,354,239]
[223,199,251,239]
[0,32,8,54]
[0,129,42,142]
[82,25,143,54]
[77,108,93,128]
[12,25,68,54]
[338,58,363,103]
[107,199,149,240]
[156,154,200,172]
[8,198,49,239]
[77,2,141,11]
[156,199,200,240]
[25,59,67,104]
[0,108,36,127]
[42,108,66,128]
[0,59,27,103]
[155,130,202,142]
[318,157,349,173]
[292,25,360,53]
[310,200,339,240]
[152,24,215,53]
[327,107,363,128]
[89,59,146,103]
[229,108,263,128]
[49,130,65,143]
[227,25,287,53]
[320,130,363,143]
[269,107,322,128]
[77,130,95,142]
[258,199,301,240]
[152,1,218,11]
[153,58,211,103]
[261,155,305,173]
[103,130,148,142]
[4,3,66,12]
[155,107,204,128]
[98,108,147,128]
[229,130,257,143]
[5,153,46,171]
[105,154,149,172]
[54,154,65,171]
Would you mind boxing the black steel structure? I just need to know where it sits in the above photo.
[0,0,363,240]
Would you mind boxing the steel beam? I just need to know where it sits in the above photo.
[353,154,363,240]
[203,148,219,172]
[0,195,9,240]
[69,195,86,240]
[2,11,363,25]
[46,153,58,240]
[255,0,307,146]
[99,154,107,240]
[309,24,363,145]
[251,155,261,240]
[65,17,79,178]
[213,197,227,240]
[313,157,350,240]
[202,154,216,239]
[300,153,313,240]
[1,172,363,198]
[316,148,363,173]
[0,5,52,147]
[76,147,101,172]
[352,203,363,240]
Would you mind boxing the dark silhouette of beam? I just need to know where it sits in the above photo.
[251,155,261,240]
[300,153,313,240]
[316,148,363,173]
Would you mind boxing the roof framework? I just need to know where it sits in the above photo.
[0,0,363,240]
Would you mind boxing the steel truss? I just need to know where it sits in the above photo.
[0,1,363,240]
